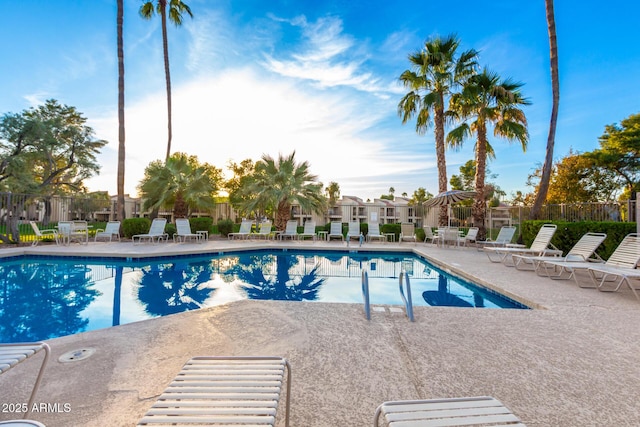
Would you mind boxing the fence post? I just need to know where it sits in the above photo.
[636,191,640,234]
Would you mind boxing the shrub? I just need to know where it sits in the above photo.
[165,223,176,239]
[190,217,213,233]
[217,219,234,237]
[122,218,150,238]
[380,223,401,241]
[415,227,426,242]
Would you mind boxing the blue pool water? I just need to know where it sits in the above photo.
[0,250,527,342]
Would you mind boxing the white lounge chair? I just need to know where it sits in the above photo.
[0,342,51,418]
[374,396,525,426]
[94,221,121,242]
[133,218,168,244]
[540,233,639,288]
[485,224,561,265]
[458,227,479,247]
[347,221,362,243]
[137,356,291,427]
[228,220,253,240]
[278,220,299,240]
[327,221,344,241]
[57,221,88,245]
[173,218,202,243]
[399,223,417,243]
[298,220,317,241]
[479,225,517,250]
[423,226,437,244]
[251,220,274,240]
[512,232,606,271]
[367,222,386,243]
[29,221,58,246]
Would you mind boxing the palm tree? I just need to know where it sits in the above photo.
[139,0,193,162]
[116,0,126,222]
[398,34,478,226]
[530,0,559,219]
[448,69,530,240]
[138,152,221,218]
[325,181,340,206]
[240,152,327,231]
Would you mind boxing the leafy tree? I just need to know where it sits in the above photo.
[138,152,222,218]
[409,187,433,205]
[239,152,327,231]
[448,69,529,239]
[116,0,126,221]
[0,100,106,241]
[450,160,504,206]
[140,0,193,161]
[398,34,478,225]
[588,112,640,199]
[530,0,560,219]
[528,150,620,203]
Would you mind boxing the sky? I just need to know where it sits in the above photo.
[1,0,639,202]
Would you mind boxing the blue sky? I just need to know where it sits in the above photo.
[1,1,639,201]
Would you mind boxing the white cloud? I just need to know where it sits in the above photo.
[86,66,429,200]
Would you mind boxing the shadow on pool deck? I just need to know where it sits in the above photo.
[2,239,640,426]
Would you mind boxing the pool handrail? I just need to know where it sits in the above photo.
[361,269,371,320]
[399,271,415,322]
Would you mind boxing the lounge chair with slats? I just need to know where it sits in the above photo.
[327,222,344,241]
[399,223,417,244]
[298,220,317,241]
[228,219,253,240]
[512,232,606,272]
[347,221,362,243]
[251,220,274,240]
[173,218,202,243]
[367,222,386,243]
[0,342,51,418]
[137,356,291,427]
[94,221,121,242]
[278,220,299,240]
[478,226,516,251]
[485,224,561,265]
[374,396,525,426]
[133,218,168,244]
[540,233,639,288]
[30,221,58,246]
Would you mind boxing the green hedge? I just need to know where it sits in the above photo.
[189,217,213,233]
[521,220,637,260]
[122,218,151,238]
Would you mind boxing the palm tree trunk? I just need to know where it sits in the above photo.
[530,0,559,219]
[160,3,173,162]
[473,123,488,240]
[434,103,449,226]
[116,0,126,222]
[275,201,291,231]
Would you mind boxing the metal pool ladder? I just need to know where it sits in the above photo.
[399,271,415,322]
[361,269,371,320]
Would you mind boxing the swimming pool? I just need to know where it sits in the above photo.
[0,250,527,342]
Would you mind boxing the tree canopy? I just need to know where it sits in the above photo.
[138,152,222,218]
[0,99,106,195]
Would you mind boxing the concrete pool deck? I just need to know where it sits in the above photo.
[1,238,639,426]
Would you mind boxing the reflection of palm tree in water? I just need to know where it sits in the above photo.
[136,260,217,316]
[0,262,100,342]
[228,254,325,301]
[422,273,482,307]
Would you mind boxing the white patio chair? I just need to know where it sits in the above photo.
[94,221,121,242]
[29,221,58,246]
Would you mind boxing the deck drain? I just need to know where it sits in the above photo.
[59,348,96,363]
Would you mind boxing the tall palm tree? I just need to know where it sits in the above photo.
[398,34,478,226]
[448,69,530,240]
[240,152,327,231]
[138,152,221,218]
[139,0,193,162]
[530,0,560,219]
[325,181,340,206]
[116,0,126,222]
